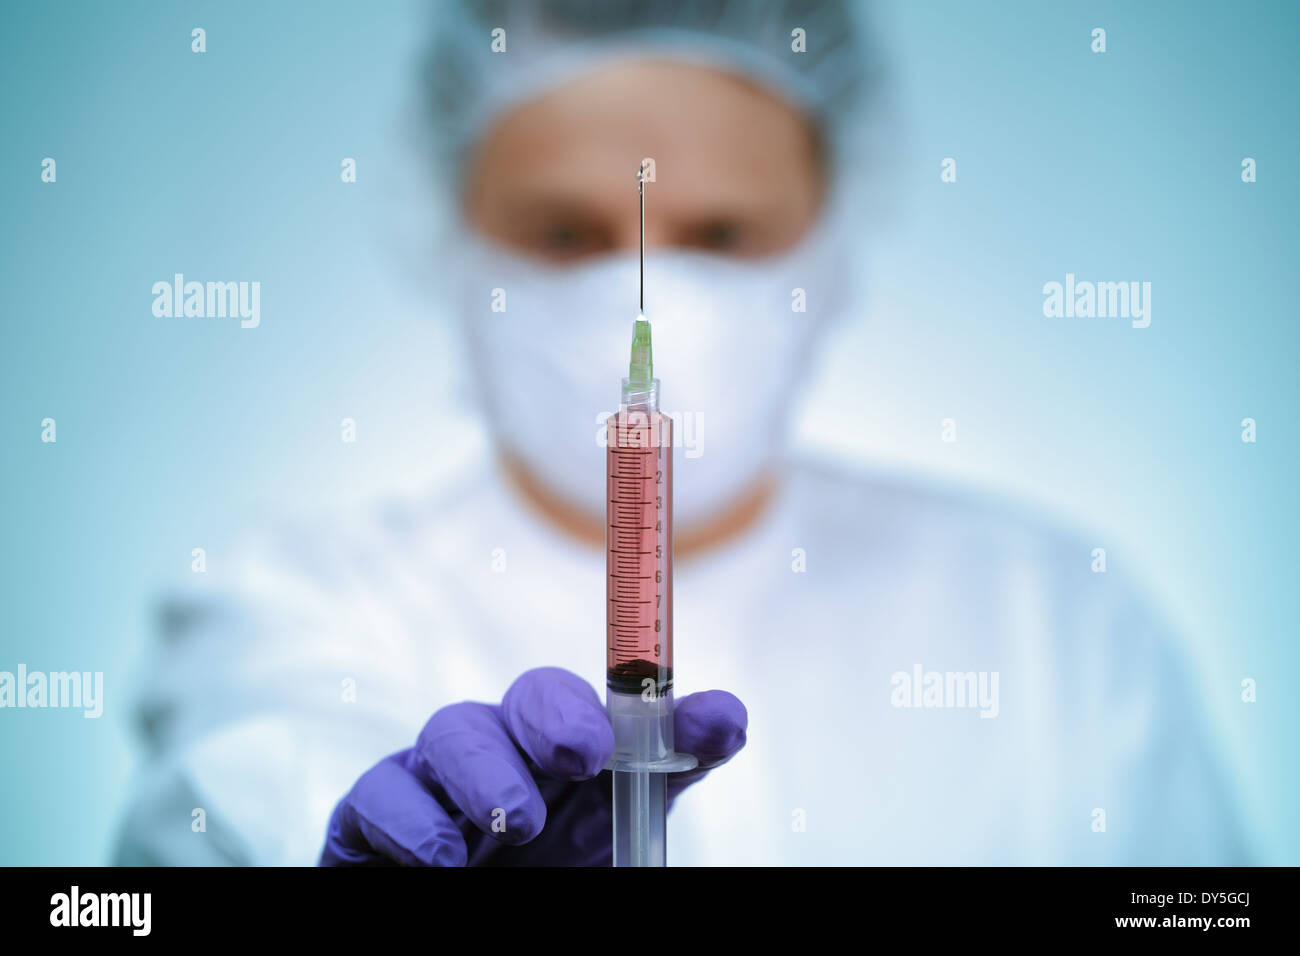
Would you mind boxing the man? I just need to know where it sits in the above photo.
[116,1,1245,866]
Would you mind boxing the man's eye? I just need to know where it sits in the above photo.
[527,222,614,262]
[694,220,746,251]
[542,223,592,251]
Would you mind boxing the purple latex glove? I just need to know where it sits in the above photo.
[319,667,747,866]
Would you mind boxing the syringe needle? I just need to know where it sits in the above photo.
[637,160,647,315]
[630,161,653,385]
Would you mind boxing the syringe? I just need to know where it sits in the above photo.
[605,162,697,867]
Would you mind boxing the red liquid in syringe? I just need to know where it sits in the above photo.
[606,407,673,695]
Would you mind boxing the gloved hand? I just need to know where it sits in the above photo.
[319,666,747,866]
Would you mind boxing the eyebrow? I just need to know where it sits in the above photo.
[478,184,803,225]
[473,188,613,222]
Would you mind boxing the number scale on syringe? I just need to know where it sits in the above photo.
[606,410,673,695]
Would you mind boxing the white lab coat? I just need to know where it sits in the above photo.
[114,458,1247,865]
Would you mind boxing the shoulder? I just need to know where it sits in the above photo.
[775,455,1177,667]
[156,461,507,643]
[780,455,1100,579]
[230,463,502,586]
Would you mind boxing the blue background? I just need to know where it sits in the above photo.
[1,0,1296,864]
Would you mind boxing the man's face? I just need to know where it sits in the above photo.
[462,59,826,264]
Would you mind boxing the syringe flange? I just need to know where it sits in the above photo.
[604,687,697,774]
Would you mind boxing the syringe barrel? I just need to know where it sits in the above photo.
[605,378,683,768]
[606,379,673,699]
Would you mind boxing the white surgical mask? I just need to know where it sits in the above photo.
[456,221,847,530]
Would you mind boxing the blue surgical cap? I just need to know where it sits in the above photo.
[423,0,878,188]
